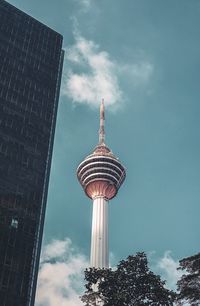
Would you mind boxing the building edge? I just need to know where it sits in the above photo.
[3,0,62,36]
[28,49,65,306]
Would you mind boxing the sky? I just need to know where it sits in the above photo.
[8,0,200,305]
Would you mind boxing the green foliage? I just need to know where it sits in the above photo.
[177,252,200,306]
[81,252,175,306]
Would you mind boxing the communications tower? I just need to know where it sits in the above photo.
[77,100,126,268]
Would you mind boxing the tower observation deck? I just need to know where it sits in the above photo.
[77,100,126,268]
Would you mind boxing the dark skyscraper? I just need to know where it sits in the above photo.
[0,1,64,305]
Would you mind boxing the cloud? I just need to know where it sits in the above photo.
[36,243,188,306]
[119,62,154,86]
[62,34,122,110]
[62,33,154,109]
[41,238,72,261]
[80,0,91,10]
[155,251,182,290]
[75,0,91,12]
[35,238,88,306]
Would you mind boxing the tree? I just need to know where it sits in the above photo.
[81,252,175,306]
[177,252,200,306]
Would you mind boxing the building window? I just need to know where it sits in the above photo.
[11,218,18,229]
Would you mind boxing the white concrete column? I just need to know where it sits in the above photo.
[90,196,109,268]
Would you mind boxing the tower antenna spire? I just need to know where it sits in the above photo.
[99,99,105,144]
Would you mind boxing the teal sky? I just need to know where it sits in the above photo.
[10,0,200,271]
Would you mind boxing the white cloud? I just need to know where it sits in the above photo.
[109,251,118,268]
[35,238,88,306]
[155,251,182,290]
[119,62,154,86]
[62,34,122,110]
[62,33,154,109]
[75,0,91,12]
[36,244,189,306]
[80,0,91,10]
[41,238,72,262]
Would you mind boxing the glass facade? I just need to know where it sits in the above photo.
[0,1,64,305]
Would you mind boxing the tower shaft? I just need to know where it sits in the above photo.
[90,197,109,268]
